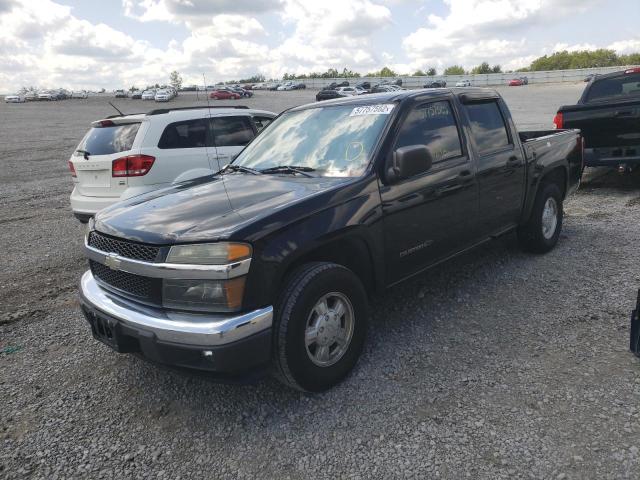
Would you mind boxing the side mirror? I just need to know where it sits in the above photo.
[387,145,433,182]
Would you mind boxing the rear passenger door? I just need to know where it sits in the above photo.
[379,98,479,284]
[209,115,257,170]
[147,118,215,185]
[461,99,525,236]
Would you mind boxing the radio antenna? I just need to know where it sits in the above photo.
[203,73,222,172]
[108,101,123,116]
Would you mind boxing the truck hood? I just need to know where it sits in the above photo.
[94,173,348,244]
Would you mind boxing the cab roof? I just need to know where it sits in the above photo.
[291,87,499,112]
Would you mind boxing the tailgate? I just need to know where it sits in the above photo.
[562,102,640,149]
[73,151,130,197]
[71,121,142,198]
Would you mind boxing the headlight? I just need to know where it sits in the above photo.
[162,277,245,312]
[166,242,251,265]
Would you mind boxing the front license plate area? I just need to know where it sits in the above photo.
[83,306,123,351]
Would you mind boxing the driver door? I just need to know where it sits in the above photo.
[379,98,479,284]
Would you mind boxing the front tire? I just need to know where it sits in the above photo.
[518,181,563,253]
[273,262,368,392]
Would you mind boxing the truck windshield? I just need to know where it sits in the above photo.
[586,72,640,102]
[232,104,394,177]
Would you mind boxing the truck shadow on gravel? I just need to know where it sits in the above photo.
[112,232,538,417]
[579,167,640,192]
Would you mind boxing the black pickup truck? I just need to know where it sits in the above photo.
[554,67,640,169]
[79,88,582,392]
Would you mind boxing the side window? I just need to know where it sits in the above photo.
[253,116,273,133]
[157,119,209,149]
[395,100,463,163]
[212,116,255,147]
[465,101,511,154]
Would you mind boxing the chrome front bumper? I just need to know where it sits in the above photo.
[79,270,273,347]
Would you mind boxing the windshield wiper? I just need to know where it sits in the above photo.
[75,149,90,160]
[218,164,262,175]
[260,165,316,177]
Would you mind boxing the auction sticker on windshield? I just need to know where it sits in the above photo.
[350,104,395,116]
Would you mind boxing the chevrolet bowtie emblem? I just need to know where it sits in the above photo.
[104,253,122,271]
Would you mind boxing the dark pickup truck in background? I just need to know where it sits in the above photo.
[79,88,582,392]
[554,67,640,170]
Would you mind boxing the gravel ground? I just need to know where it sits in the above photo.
[1,84,639,479]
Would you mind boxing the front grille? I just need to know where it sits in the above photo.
[88,232,160,262]
[90,260,155,300]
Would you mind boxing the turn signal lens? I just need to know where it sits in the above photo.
[227,243,251,262]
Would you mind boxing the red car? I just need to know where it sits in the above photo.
[509,78,524,86]
[210,89,241,100]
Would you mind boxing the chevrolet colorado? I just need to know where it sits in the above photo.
[80,88,582,392]
[554,67,640,169]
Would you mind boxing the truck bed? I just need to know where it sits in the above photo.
[519,128,583,198]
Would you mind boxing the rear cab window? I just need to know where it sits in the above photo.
[586,72,640,102]
[395,100,463,163]
[78,123,140,155]
[464,101,511,154]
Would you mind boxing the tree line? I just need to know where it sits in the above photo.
[236,49,639,81]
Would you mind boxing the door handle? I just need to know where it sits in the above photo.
[459,169,472,177]
[507,156,519,164]
[615,110,633,117]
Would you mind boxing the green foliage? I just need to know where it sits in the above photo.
[238,74,265,83]
[620,53,640,65]
[413,69,426,76]
[471,62,491,74]
[366,66,397,77]
[427,67,437,76]
[529,49,620,70]
[169,70,182,89]
[282,68,360,80]
[444,65,466,75]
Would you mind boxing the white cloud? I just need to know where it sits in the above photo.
[401,0,605,71]
[0,0,637,92]
[608,38,640,55]
[123,0,283,26]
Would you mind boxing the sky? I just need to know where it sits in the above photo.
[0,0,638,92]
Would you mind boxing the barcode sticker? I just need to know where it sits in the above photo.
[350,104,395,116]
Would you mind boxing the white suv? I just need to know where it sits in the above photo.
[68,106,276,222]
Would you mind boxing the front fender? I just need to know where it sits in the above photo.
[241,185,385,310]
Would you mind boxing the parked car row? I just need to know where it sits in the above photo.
[315,80,405,101]
[114,88,179,102]
[209,86,253,100]
[4,89,91,102]
[251,81,306,91]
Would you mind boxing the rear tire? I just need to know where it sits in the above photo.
[272,262,368,392]
[518,181,563,253]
